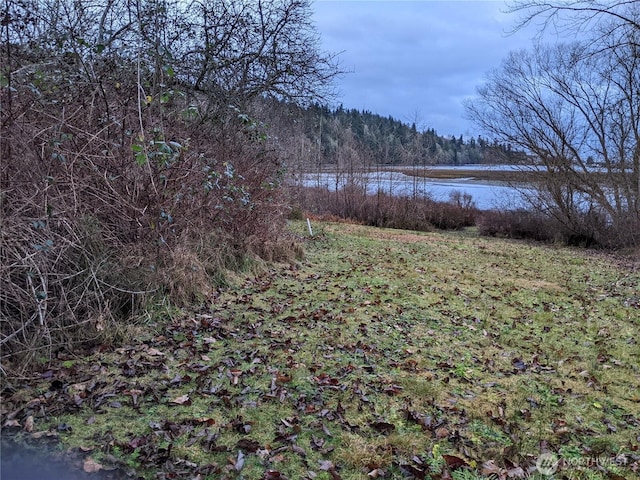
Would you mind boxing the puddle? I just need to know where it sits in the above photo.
[1,437,128,480]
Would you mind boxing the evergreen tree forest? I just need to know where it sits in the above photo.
[266,102,529,172]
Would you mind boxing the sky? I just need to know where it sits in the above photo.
[312,1,541,138]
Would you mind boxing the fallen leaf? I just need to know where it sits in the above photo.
[23,415,34,432]
[128,436,148,449]
[314,373,340,386]
[370,421,395,434]
[83,457,103,473]
[440,469,453,480]
[235,450,245,471]
[443,454,469,470]
[382,384,403,395]
[291,444,307,457]
[264,471,286,480]
[507,466,525,478]
[481,460,503,476]
[318,460,335,471]
[512,358,527,371]
[57,423,72,432]
[368,468,385,477]
[195,417,216,426]
[232,417,253,434]
[236,438,260,452]
[170,394,191,405]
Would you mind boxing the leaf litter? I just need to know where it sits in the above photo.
[1,221,639,479]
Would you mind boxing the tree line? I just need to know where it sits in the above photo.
[261,101,528,172]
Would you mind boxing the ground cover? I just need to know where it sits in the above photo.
[1,222,639,479]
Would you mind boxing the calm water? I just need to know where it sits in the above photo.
[299,169,534,210]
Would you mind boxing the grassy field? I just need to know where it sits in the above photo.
[2,222,639,479]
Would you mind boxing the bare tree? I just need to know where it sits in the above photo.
[467,2,639,247]
[507,1,640,39]
[2,0,340,108]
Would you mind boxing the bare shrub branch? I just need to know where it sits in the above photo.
[1,0,339,373]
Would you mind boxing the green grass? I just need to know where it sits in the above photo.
[3,221,639,479]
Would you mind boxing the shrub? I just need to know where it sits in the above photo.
[476,207,640,249]
[290,184,479,232]
[0,56,293,375]
[477,210,555,242]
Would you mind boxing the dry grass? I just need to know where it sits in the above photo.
[335,433,396,472]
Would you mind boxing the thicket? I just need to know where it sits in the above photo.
[292,183,635,250]
[0,0,338,373]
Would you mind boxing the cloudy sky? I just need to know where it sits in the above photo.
[312,1,541,138]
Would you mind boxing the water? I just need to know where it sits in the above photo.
[298,169,535,210]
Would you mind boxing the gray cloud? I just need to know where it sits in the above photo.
[313,1,539,137]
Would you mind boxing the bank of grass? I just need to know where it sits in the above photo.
[395,167,542,183]
[395,166,628,187]
[2,221,639,479]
